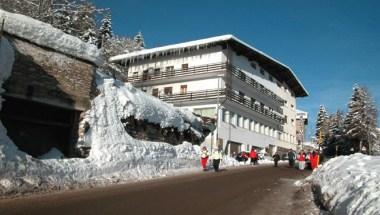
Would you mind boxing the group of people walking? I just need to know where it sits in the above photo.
[273,149,321,170]
[200,146,223,172]
[201,145,322,172]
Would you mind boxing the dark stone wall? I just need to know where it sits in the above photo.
[3,36,96,111]
[1,35,97,157]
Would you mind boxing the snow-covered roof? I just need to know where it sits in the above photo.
[110,34,308,97]
[0,9,103,66]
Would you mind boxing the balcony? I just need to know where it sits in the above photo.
[229,65,285,105]
[127,63,227,83]
[157,88,284,125]
[225,89,284,124]
[126,62,285,107]
[159,89,225,104]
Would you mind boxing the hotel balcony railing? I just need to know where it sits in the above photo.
[127,62,284,106]
[127,63,227,83]
[225,89,284,124]
[229,65,285,105]
[159,89,225,103]
[158,88,284,124]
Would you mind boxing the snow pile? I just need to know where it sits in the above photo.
[0,9,103,65]
[0,70,207,195]
[309,153,380,215]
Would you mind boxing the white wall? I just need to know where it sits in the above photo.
[230,51,297,146]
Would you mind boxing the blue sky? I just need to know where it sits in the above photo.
[92,0,380,140]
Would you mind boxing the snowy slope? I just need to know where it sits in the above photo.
[309,154,380,215]
[0,9,103,65]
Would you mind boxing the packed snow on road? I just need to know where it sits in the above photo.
[308,153,380,215]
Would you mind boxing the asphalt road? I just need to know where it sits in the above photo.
[0,164,312,215]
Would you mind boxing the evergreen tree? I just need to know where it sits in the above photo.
[325,110,345,155]
[344,85,378,154]
[133,31,145,50]
[315,105,329,142]
[97,13,113,48]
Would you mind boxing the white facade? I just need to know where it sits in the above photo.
[110,35,308,156]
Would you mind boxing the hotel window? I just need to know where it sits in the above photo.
[255,123,260,132]
[182,63,189,71]
[260,68,265,76]
[244,118,249,129]
[260,124,265,134]
[164,87,173,95]
[269,75,273,82]
[222,109,230,123]
[250,98,255,109]
[154,68,161,76]
[152,88,159,97]
[237,115,243,127]
[250,62,257,69]
[250,120,255,131]
[180,85,187,94]
[238,91,245,104]
[166,66,174,76]
[231,112,236,125]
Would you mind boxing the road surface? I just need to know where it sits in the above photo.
[0,164,316,215]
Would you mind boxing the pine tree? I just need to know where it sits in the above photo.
[97,13,113,48]
[133,31,145,50]
[344,85,378,154]
[315,105,329,141]
[325,110,345,155]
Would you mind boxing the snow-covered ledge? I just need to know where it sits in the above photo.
[0,9,103,66]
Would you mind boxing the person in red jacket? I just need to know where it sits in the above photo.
[200,146,210,171]
[249,148,258,165]
[310,150,319,170]
[298,150,306,170]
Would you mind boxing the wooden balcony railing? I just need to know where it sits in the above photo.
[158,88,284,124]
[225,89,284,124]
[159,89,225,103]
[126,63,285,107]
[127,63,227,83]
[229,65,285,105]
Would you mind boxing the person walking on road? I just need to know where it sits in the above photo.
[249,148,258,165]
[200,146,210,171]
[272,152,280,167]
[211,147,223,172]
[298,150,306,170]
[288,149,296,168]
[310,150,320,170]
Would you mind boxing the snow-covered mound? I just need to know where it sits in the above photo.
[0,68,205,195]
[309,153,380,215]
[0,9,103,65]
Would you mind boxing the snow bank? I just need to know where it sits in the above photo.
[0,70,205,195]
[0,9,103,66]
[309,154,380,215]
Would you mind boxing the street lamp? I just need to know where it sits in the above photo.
[215,73,225,152]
